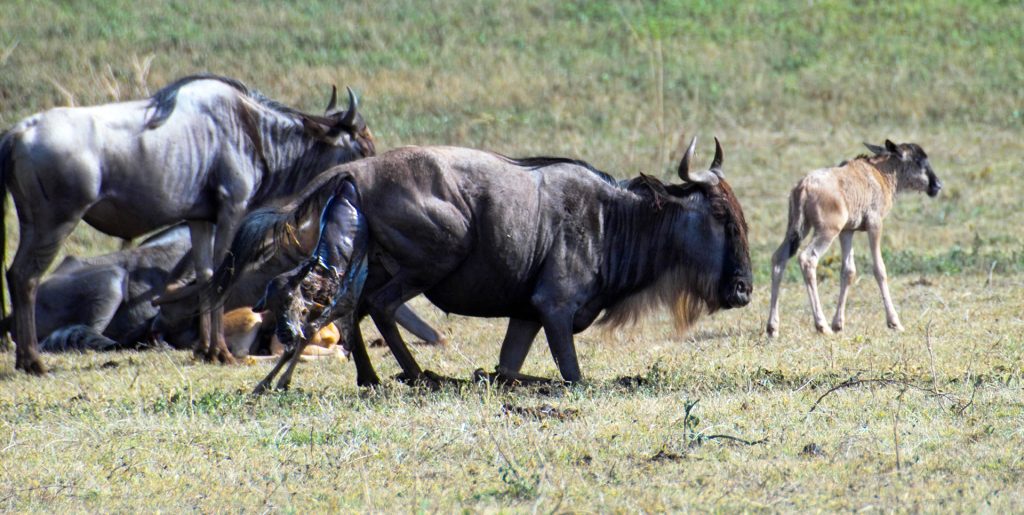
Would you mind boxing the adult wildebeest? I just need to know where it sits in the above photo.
[214,138,753,392]
[765,140,942,337]
[0,73,375,374]
[0,222,444,355]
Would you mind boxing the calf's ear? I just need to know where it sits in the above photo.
[864,142,886,155]
[884,139,902,156]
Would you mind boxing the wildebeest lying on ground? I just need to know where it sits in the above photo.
[0,73,374,374]
[213,137,753,392]
[766,140,942,337]
[0,223,444,355]
[0,225,192,352]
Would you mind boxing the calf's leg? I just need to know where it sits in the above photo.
[766,236,797,337]
[867,224,903,331]
[831,230,856,332]
[798,229,838,334]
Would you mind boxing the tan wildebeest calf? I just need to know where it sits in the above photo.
[766,140,942,337]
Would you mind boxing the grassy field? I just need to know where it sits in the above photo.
[1,0,1022,511]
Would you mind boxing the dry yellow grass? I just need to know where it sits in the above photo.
[1,0,1022,511]
[1,274,1021,511]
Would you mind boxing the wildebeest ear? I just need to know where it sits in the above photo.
[301,116,329,139]
[884,139,902,155]
[864,142,887,155]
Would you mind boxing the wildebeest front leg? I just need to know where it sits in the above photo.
[867,224,903,331]
[539,313,582,384]
[474,318,556,386]
[831,230,856,332]
[187,221,235,362]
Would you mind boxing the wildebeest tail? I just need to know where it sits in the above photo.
[39,325,118,353]
[782,187,807,258]
[207,168,357,306]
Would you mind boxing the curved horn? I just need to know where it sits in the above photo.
[710,137,723,170]
[339,86,359,127]
[325,85,338,113]
[677,135,697,181]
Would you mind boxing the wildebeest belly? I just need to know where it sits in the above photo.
[422,252,542,319]
[84,197,214,239]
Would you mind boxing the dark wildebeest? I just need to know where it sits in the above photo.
[0,223,443,354]
[0,73,374,374]
[0,224,192,352]
[766,140,942,337]
[214,138,753,393]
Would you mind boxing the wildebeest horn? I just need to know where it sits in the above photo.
[710,137,724,176]
[677,135,697,181]
[339,86,358,127]
[325,85,338,113]
[678,136,721,186]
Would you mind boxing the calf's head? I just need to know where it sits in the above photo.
[866,140,942,197]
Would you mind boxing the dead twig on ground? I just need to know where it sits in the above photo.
[808,375,965,413]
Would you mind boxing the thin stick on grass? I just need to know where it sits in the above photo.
[808,376,962,413]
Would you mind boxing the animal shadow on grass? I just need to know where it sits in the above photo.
[612,360,669,391]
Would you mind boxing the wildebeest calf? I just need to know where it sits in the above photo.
[766,140,942,337]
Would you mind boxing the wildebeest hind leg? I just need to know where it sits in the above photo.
[364,277,442,388]
[347,317,381,387]
[9,209,86,374]
[275,340,310,391]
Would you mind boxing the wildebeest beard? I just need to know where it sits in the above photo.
[599,263,719,333]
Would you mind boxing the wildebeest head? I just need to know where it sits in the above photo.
[301,86,376,159]
[865,140,942,197]
[669,137,752,311]
[606,136,752,332]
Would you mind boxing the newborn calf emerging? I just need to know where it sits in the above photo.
[766,140,942,337]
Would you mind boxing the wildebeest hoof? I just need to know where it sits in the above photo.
[815,324,833,335]
[765,325,778,338]
[830,320,844,332]
[888,321,905,332]
[252,382,271,396]
[473,367,564,387]
[394,371,442,390]
[356,375,382,388]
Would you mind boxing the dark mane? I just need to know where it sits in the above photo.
[145,73,310,129]
[495,154,619,186]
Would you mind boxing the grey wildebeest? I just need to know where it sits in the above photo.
[0,73,375,374]
[0,222,443,355]
[765,140,942,337]
[212,137,753,393]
